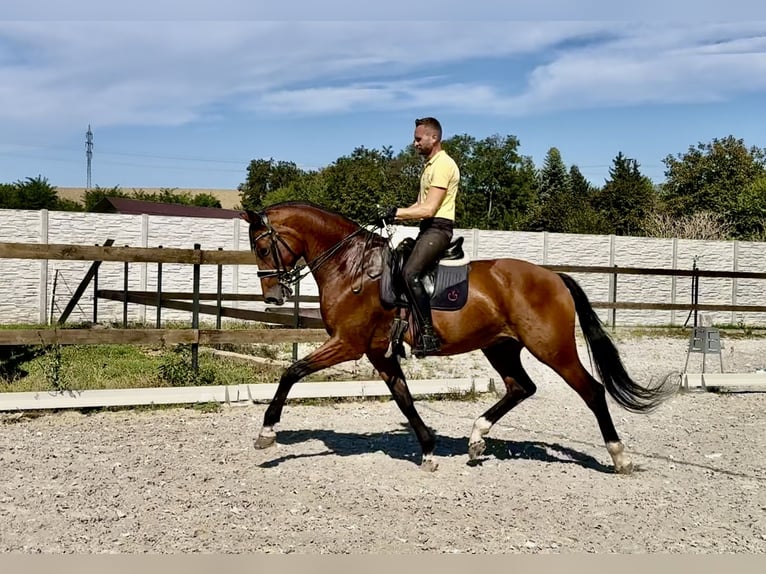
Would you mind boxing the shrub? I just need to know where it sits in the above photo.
[158,345,216,387]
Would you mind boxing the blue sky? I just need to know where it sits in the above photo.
[2,2,765,191]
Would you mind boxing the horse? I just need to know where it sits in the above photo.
[242,201,678,473]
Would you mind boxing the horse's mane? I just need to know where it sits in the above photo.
[263,201,385,238]
[263,201,361,229]
[262,201,388,255]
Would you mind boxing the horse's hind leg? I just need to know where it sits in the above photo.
[536,336,633,474]
[554,360,633,474]
[469,340,537,461]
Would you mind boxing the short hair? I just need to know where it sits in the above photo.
[415,117,442,140]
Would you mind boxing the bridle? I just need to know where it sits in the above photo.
[250,213,302,290]
[249,211,374,293]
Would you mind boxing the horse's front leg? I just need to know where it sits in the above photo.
[367,352,438,472]
[255,336,360,449]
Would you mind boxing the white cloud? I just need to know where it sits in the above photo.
[499,23,766,114]
[1,21,766,138]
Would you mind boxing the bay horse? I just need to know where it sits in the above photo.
[242,201,677,473]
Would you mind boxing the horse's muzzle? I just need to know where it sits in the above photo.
[263,283,292,306]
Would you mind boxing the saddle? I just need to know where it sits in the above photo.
[380,236,471,359]
[380,236,470,312]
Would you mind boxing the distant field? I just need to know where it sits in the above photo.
[57,187,242,210]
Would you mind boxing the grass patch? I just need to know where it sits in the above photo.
[2,322,764,396]
[0,343,284,393]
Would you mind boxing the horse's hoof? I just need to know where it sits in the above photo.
[420,458,439,472]
[614,460,634,475]
[468,439,486,460]
[254,434,276,449]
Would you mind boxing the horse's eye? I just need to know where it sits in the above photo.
[258,248,270,258]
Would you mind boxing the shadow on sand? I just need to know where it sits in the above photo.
[256,423,614,473]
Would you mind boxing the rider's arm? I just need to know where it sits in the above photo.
[395,186,447,221]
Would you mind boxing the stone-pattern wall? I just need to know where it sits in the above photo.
[1,209,764,327]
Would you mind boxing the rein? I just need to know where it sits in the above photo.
[252,212,377,291]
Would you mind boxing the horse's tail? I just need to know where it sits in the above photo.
[558,273,677,413]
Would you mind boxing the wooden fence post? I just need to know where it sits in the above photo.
[192,243,201,372]
[39,210,49,325]
[293,279,301,361]
[93,261,98,324]
[610,266,618,330]
[156,246,163,328]
[216,248,223,330]
[123,246,129,328]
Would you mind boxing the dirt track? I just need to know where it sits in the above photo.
[0,335,764,554]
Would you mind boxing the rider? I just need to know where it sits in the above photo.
[378,117,460,356]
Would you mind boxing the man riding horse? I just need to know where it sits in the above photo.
[378,116,460,356]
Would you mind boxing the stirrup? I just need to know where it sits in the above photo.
[413,332,441,357]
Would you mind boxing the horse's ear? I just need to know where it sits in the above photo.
[241,210,260,224]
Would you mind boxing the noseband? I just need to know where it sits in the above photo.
[250,213,303,293]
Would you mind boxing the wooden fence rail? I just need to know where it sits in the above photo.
[3,241,766,279]
[3,241,766,334]
[0,242,254,265]
[0,328,328,347]
[96,289,325,329]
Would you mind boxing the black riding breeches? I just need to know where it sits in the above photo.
[402,225,452,324]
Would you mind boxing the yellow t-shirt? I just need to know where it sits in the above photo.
[418,149,460,221]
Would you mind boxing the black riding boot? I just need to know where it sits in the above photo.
[417,321,441,357]
[408,280,441,357]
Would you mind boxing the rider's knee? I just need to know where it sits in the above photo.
[403,270,422,289]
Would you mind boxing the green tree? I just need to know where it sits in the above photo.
[444,134,538,230]
[264,169,328,207]
[55,198,85,212]
[442,134,483,228]
[593,153,657,236]
[530,147,571,232]
[565,165,610,234]
[138,188,222,208]
[0,176,59,210]
[257,146,417,225]
[83,185,127,211]
[729,175,766,240]
[238,159,304,211]
[0,183,17,209]
[190,193,222,208]
[384,145,421,212]
[661,136,766,223]
[318,146,395,222]
[17,176,58,210]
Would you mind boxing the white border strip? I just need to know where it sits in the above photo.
[0,377,493,411]
[683,372,766,391]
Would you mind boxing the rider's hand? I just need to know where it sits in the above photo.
[377,205,397,225]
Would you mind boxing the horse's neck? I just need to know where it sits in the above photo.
[299,217,371,290]
[288,212,359,274]
[302,225,356,262]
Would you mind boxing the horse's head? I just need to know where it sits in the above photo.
[241,209,303,306]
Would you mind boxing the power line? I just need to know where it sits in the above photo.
[2,142,251,165]
[95,159,245,173]
[100,150,247,164]
[0,150,245,173]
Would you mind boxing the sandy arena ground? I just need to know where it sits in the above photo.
[0,333,764,553]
